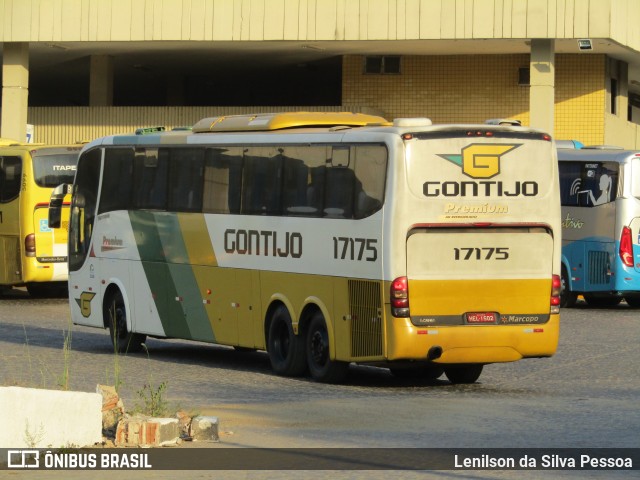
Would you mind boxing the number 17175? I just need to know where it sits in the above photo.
[453,247,509,260]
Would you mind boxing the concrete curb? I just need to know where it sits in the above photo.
[0,386,102,448]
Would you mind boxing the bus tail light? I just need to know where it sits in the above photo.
[619,226,634,267]
[550,274,561,314]
[391,276,410,317]
[25,234,36,257]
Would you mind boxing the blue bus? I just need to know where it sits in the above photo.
[559,146,640,307]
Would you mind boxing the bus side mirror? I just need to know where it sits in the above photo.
[48,183,72,229]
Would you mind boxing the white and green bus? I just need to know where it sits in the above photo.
[49,112,561,383]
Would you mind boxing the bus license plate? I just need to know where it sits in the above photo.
[466,312,497,324]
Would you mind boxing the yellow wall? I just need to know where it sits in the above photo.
[555,55,606,146]
[343,54,607,146]
[343,54,531,125]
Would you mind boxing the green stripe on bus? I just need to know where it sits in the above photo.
[129,211,215,342]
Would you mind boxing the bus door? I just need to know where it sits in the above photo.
[0,155,22,285]
[235,269,260,348]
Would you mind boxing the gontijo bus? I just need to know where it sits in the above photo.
[558,146,640,307]
[0,141,80,296]
[48,112,561,383]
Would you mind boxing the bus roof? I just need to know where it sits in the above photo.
[557,147,640,163]
[0,137,22,146]
[0,143,83,153]
[192,112,390,133]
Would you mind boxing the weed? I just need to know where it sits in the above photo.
[57,318,73,390]
[135,381,169,417]
[107,308,123,393]
[23,419,44,448]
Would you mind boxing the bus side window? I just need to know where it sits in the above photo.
[281,146,326,217]
[168,148,204,212]
[354,145,386,219]
[69,148,101,272]
[99,148,134,213]
[242,147,283,216]
[0,156,22,203]
[560,161,619,207]
[203,147,243,214]
[324,166,355,218]
[307,165,326,214]
[133,148,168,210]
[559,161,582,206]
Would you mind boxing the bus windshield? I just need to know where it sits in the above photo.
[32,152,78,187]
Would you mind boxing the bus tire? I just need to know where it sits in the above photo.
[267,306,307,377]
[306,312,349,383]
[444,364,483,384]
[26,282,66,298]
[583,294,622,307]
[624,295,640,308]
[560,267,577,308]
[105,289,146,354]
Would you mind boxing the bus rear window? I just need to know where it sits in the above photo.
[633,158,640,200]
[559,161,619,206]
[0,156,22,203]
[33,153,78,187]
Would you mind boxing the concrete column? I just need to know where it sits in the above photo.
[529,39,555,135]
[1,43,30,142]
[90,55,114,106]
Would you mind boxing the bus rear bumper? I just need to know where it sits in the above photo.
[385,314,560,364]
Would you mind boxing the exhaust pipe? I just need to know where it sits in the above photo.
[427,346,443,361]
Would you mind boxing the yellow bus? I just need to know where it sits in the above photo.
[49,112,561,383]
[1,142,81,296]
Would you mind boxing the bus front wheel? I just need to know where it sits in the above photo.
[560,267,577,308]
[444,364,483,384]
[105,290,146,354]
[306,312,349,383]
[267,306,306,377]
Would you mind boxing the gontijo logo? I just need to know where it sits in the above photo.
[425,143,538,197]
[438,144,520,179]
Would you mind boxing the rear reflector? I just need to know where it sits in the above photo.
[391,276,410,317]
[551,274,561,314]
[619,226,634,267]
[25,234,36,257]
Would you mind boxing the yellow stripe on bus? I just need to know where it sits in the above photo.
[408,278,551,315]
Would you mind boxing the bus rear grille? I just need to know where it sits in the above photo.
[588,251,609,285]
[348,280,383,358]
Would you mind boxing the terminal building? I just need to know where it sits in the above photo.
[1,0,639,148]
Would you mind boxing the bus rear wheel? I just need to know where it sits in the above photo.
[444,364,483,384]
[105,289,146,354]
[306,312,349,383]
[267,306,306,377]
[624,295,640,308]
[583,294,622,307]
